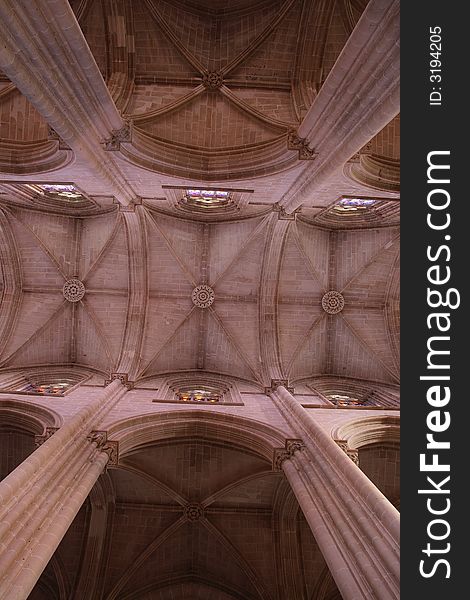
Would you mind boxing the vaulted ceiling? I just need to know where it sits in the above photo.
[16,433,343,600]
[0,1,400,598]
[0,205,399,386]
[0,0,400,388]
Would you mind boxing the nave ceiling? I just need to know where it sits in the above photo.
[0,0,400,388]
[0,1,400,598]
[0,204,399,387]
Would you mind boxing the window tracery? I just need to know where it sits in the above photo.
[177,386,221,403]
[184,189,231,209]
[25,183,84,203]
[327,393,364,407]
[15,379,76,396]
[333,197,377,213]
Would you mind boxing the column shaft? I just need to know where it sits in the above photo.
[281,0,400,212]
[0,0,136,205]
[0,380,126,600]
[273,386,399,600]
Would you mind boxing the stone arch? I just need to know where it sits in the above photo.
[0,398,62,434]
[119,576,254,600]
[104,411,292,600]
[0,399,62,481]
[334,415,400,509]
[0,365,95,396]
[272,478,305,599]
[108,410,290,464]
[333,414,400,450]
[311,565,341,600]
[300,376,400,408]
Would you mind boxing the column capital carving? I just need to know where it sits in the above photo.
[334,439,359,466]
[104,121,132,151]
[34,427,59,448]
[265,379,294,394]
[87,430,119,467]
[273,438,305,471]
[287,130,317,160]
[117,197,143,212]
[272,203,298,221]
[105,373,134,389]
[47,126,71,150]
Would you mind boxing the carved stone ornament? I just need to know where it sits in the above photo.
[34,427,59,448]
[104,122,132,151]
[334,439,359,466]
[63,279,85,302]
[202,71,223,89]
[287,130,317,160]
[191,285,215,309]
[184,503,204,522]
[273,439,305,471]
[321,291,345,314]
[105,373,134,389]
[264,379,294,394]
[272,203,297,221]
[87,430,119,467]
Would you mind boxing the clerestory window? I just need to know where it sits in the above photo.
[177,387,221,403]
[333,197,377,213]
[26,183,84,202]
[184,189,231,208]
[328,393,364,407]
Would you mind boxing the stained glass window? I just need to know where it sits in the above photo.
[177,387,220,403]
[185,189,231,208]
[328,393,364,407]
[26,183,83,202]
[18,380,75,395]
[334,197,377,213]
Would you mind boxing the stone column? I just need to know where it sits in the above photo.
[281,0,400,213]
[0,379,126,600]
[0,0,137,206]
[272,385,399,600]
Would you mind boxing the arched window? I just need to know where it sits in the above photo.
[177,386,221,403]
[184,189,231,209]
[327,393,364,407]
[19,380,76,395]
[25,183,84,202]
[1,370,86,396]
[333,196,377,213]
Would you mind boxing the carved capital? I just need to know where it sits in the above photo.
[47,126,71,150]
[104,122,132,151]
[117,197,142,212]
[272,203,297,221]
[34,427,59,447]
[102,440,119,466]
[273,438,305,471]
[334,439,360,466]
[87,430,108,447]
[265,378,294,394]
[105,373,134,389]
[287,130,317,160]
[88,430,119,467]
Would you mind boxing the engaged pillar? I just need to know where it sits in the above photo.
[0,379,126,600]
[271,384,400,600]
